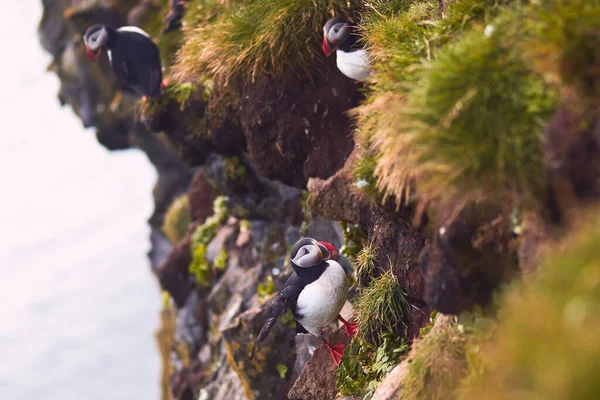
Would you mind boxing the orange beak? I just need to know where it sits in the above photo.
[323,36,335,57]
[85,46,101,61]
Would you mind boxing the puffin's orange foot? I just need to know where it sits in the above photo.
[323,340,346,366]
[338,315,358,337]
[141,95,148,103]
[161,78,170,88]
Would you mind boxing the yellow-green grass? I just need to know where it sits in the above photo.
[173,0,363,85]
[366,6,558,207]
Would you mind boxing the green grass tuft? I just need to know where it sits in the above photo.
[174,0,363,85]
[162,195,191,244]
[355,245,378,284]
[355,269,411,342]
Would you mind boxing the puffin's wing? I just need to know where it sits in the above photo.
[250,274,302,360]
[146,65,162,98]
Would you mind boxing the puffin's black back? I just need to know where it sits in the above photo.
[108,29,162,98]
[338,27,362,52]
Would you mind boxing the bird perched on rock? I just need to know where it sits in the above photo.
[83,24,163,99]
[251,237,357,365]
[163,0,188,34]
[322,17,371,82]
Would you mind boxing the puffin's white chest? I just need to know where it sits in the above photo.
[296,260,350,337]
[336,49,371,81]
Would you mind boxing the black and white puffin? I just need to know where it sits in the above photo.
[251,237,357,366]
[83,24,162,99]
[322,17,371,82]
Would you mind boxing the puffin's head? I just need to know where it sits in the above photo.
[323,17,351,57]
[83,25,109,61]
[290,237,339,268]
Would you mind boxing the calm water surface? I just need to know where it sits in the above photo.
[0,1,161,399]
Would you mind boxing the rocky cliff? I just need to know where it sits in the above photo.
[39,0,600,399]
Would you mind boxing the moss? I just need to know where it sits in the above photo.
[189,243,211,284]
[257,275,275,302]
[402,316,469,400]
[223,156,247,181]
[355,269,411,343]
[190,196,229,252]
[336,332,409,397]
[276,364,288,379]
[214,249,229,271]
[174,0,363,86]
[162,194,191,244]
[280,309,296,328]
[459,211,600,400]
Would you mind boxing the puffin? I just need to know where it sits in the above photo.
[322,17,371,82]
[251,237,357,366]
[83,24,162,99]
[163,0,187,34]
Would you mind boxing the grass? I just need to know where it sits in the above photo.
[459,210,600,400]
[402,316,469,400]
[355,245,378,285]
[366,5,558,207]
[336,332,409,397]
[173,0,363,85]
[355,269,411,343]
[162,194,191,244]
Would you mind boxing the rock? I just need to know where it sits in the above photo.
[371,362,409,400]
[221,300,297,400]
[288,328,351,400]
[239,66,362,188]
[158,238,194,308]
[176,290,205,350]
[218,293,243,332]
[544,103,600,223]
[303,218,344,249]
[419,199,519,314]
[206,224,238,263]
[199,367,246,400]
[148,228,173,272]
[188,168,217,222]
